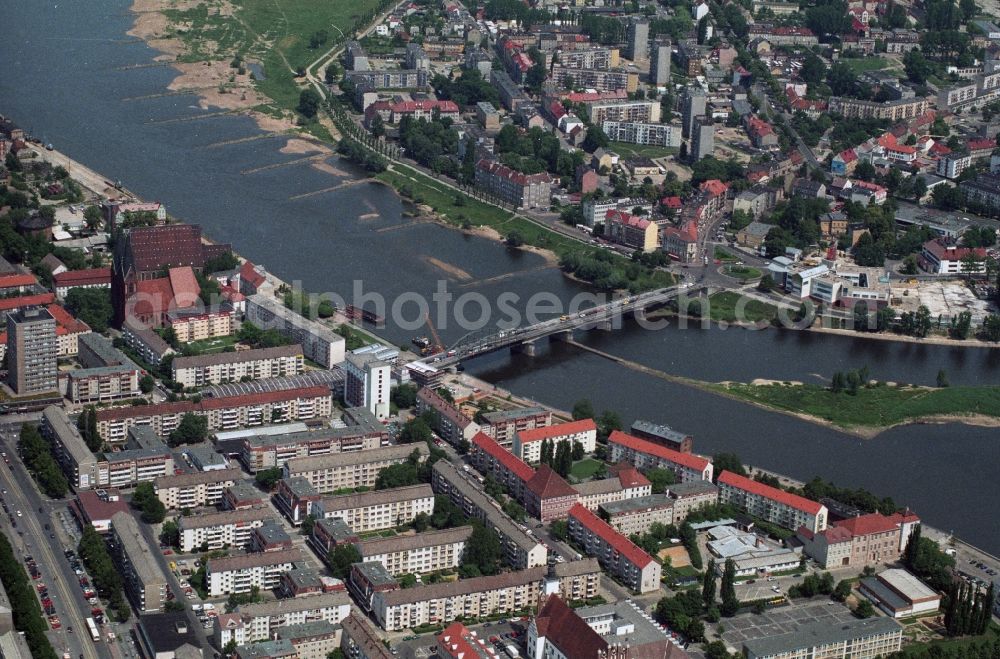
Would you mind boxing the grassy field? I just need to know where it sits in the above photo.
[608,141,680,160]
[184,334,240,354]
[841,56,898,74]
[570,458,604,481]
[163,0,381,112]
[723,264,762,282]
[682,291,779,324]
[714,247,738,261]
[712,381,1000,430]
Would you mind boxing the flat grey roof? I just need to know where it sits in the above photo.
[43,406,95,466]
[319,484,433,513]
[668,481,719,497]
[743,617,902,656]
[111,512,169,586]
[480,407,548,424]
[600,494,674,516]
[285,443,426,473]
[237,591,351,617]
[577,599,670,648]
[357,526,472,556]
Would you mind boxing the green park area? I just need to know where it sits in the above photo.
[841,56,900,74]
[722,264,762,282]
[672,291,779,324]
[569,458,604,482]
[710,381,1000,432]
[608,141,679,160]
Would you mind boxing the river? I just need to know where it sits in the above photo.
[2,0,998,551]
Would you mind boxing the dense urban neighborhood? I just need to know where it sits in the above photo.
[1,0,1000,657]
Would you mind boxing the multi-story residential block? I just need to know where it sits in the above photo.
[244,295,345,368]
[154,468,241,509]
[206,549,302,597]
[311,484,435,532]
[178,508,272,552]
[600,494,675,536]
[122,318,175,366]
[717,470,828,532]
[626,18,649,60]
[283,444,429,494]
[431,461,547,569]
[523,466,580,522]
[234,592,352,642]
[240,421,386,473]
[733,185,781,219]
[681,87,706,139]
[364,100,461,125]
[827,96,929,120]
[340,613,394,659]
[274,477,323,526]
[371,559,601,631]
[936,71,1000,111]
[919,238,988,274]
[345,69,430,89]
[109,512,169,612]
[580,197,653,227]
[65,364,141,404]
[690,117,715,161]
[747,24,818,44]
[479,407,551,450]
[939,151,976,180]
[165,306,234,343]
[605,210,659,252]
[743,617,902,659]
[649,39,671,86]
[171,345,304,388]
[557,47,619,70]
[470,432,534,502]
[223,480,267,511]
[608,431,713,483]
[274,622,341,659]
[629,420,693,453]
[744,115,779,148]
[5,307,57,395]
[95,386,334,444]
[513,419,597,463]
[567,503,662,594]
[343,352,390,420]
[960,172,1000,212]
[601,121,681,148]
[585,100,660,124]
[667,481,720,521]
[42,405,100,490]
[99,446,175,489]
[550,67,637,93]
[796,511,920,569]
[415,387,480,446]
[356,526,472,576]
[574,467,651,511]
[475,160,552,210]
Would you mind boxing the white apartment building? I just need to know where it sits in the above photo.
[311,484,434,532]
[356,526,472,576]
[109,512,170,613]
[178,508,273,552]
[234,592,352,642]
[206,549,301,597]
[283,444,428,494]
[601,121,682,147]
[513,418,597,463]
[717,470,828,533]
[154,468,241,509]
[245,295,346,368]
[567,504,662,594]
[608,430,714,483]
[171,345,304,388]
[343,351,391,420]
[99,448,175,489]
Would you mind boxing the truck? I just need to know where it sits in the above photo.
[504,644,521,658]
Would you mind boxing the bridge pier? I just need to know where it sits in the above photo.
[511,340,537,357]
[550,330,574,342]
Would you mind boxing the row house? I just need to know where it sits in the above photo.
[371,559,601,631]
[206,549,302,597]
[282,443,429,494]
[310,484,435,532]
[178,508,273,552]
[356,526,472,576]
[415,387,480,446]
[95,386,334,444]
[171,345,304,388]
[566,504,662,594]
[479,406,552,450]
[512,418,597,463]
[154,468,241,509]
[240,424,386,473]
[608,430,714,483]
[717,470,828,533]
[431,461,547,569]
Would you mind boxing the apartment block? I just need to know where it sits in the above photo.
[235,592,352,642]
[283,444,429,494]
[629,420,693,453]
[95,386,334,444]
[356,526,472,576]
[585,100,660,124]
[550,67,637,94]
[340,613,393,659]
[601,121,682,148]
[415,387,480,446]
[240,419,387,473]
[743,617,902,659]
[431,461,547,569]
[206,549,302,597]
[165,307,234,343]
[717,470,827,533]
[371,559,602,631]
[667,481,720,521]
[513,419,597,463]
[608,431,713,483]
[524,466,580,522]
[274,477,323,526]
[122,318,175,366]
[600,494,675,536]
[567,504,661,594]
[827,96,928,121]
[244,295,346,368]
[154,468,241,509]
[344,352,390,420]
[556,47,619,70]
[171,345,304,388]
[311,484,435,532]
[479,407,551,451]
[178,508,273,552]
[41,405,100,490]
[5,307,57,395]
[474,160,552,210]
[573,466,651,511]
[99,446,175,489]
[470,432,534,502]
[65,363,141,403]
[276,621,341,659]
[223,480,267,511]
[109,512,169,612]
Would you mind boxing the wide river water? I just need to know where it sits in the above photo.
[2,1,998,551]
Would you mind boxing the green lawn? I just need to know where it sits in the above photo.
[682,291,779,324]
[712,381,1000,430]
[841,57,897,74]
[569,458,604,481]
[723,265,762,282]
[714,247,738,261]
[183,334,241,355]
[608,141,680,160]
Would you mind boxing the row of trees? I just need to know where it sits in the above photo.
[943,579,995,637]
[18,423,68,498]
[78,525,131,622]
[132,482,167,524]
[0,533,60,659]
[537,439,584,477]
[76,406,102,452]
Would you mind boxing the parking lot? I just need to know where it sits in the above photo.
[390,619,526,658]
[719,601,857,649]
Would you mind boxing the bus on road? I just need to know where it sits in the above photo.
[85,617,100,642]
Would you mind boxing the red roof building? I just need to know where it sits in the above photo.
[744,116,779,148]
[718,470,828,533]
[524,465,579,522]
[919,239,988,275]
[513,418,597,462]
[661,196,683,210]
[608,431,713,483]
[566,503,662,593]
[0,292,56,315]
[437,623,496,659]
[53,268,112,296]
[797,510,920,569]
[0,273,39,293]
[471,432,535,499]
[70,490,129,533]
[530,596,605,658]
[129,266,202,327]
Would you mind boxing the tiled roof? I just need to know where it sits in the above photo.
[606,210,652,230]
[391,100,460,114]
[0,292,56,312]
[53,267,111,288]
[534,596,606,659]
[608,464,650,489]
[836,512,905,537]
[417,387,476,429]
[700,179,729,197]
[0,273,38,289]
[239,261,265,288]
[437,622,497,659]
[608,431,710,472]
[517,418,596,443]
[568,503,654,568]
[47,304,91,335]
[472,432,535,482]
[123,224,211,273]
[476,159,551,186]
[717,471,823,515]
[526,465,578,499]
